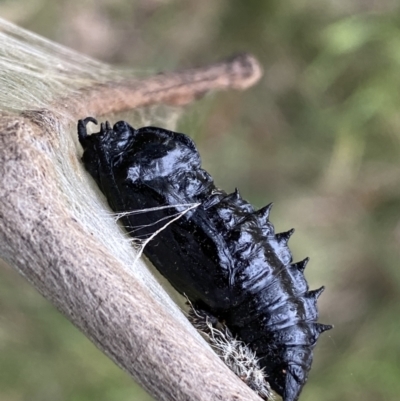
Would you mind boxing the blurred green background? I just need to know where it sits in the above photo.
[1,1,400,400]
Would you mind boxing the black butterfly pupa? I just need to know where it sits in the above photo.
[78,117,332,401]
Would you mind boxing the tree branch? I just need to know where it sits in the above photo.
[0,55,263,401]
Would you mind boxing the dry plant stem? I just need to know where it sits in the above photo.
[66,53,263,117]
[0,55,263,401]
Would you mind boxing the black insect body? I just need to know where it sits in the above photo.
[78,117,332,401]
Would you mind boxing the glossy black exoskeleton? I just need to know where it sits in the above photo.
[78,117,332,401]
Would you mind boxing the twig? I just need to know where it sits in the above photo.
[24,53,261,120]
[71,53,262,117]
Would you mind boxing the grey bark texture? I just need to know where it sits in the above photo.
[0,54,263,401]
